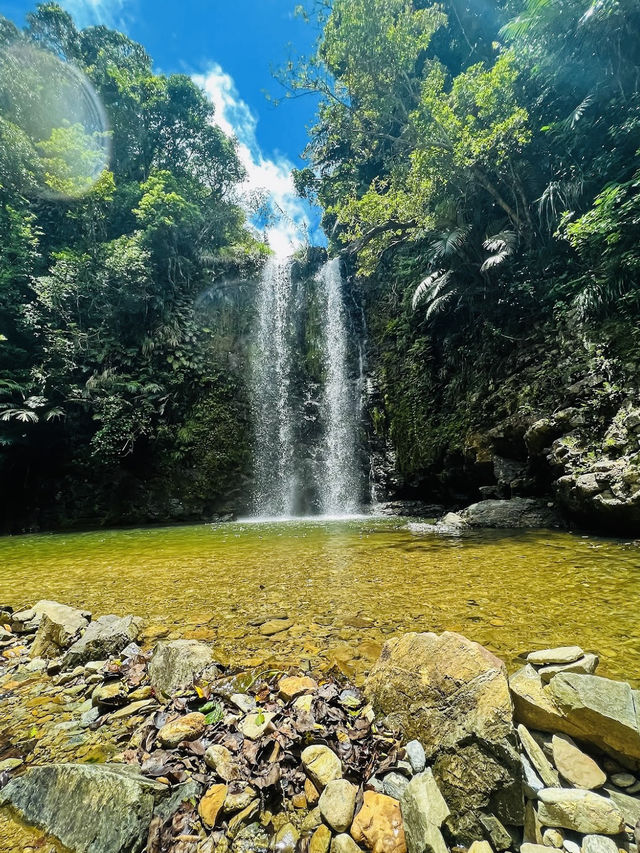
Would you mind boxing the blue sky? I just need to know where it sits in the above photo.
[3,0,325,251]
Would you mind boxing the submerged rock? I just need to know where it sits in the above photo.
[365,631,523,841]
[148,639,215,699]
[63,614,143,668]
[0,763,167,853]
[527,647,584,666]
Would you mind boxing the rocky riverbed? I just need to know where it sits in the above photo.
[1,601,640,853]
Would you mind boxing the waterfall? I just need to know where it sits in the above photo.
[318,259,362,515]
[251,256,297,517]
[250,255,363,517]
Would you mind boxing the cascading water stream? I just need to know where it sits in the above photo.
[318,258,362,515]
[250,255,363,517]
[251,256,297,517]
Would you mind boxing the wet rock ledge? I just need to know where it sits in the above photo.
[1,601,640,853]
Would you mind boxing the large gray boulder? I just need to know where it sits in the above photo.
[63,614,143,668]
[0,763,167,853]
[30,601,89,659]
[365,631,524,842]
[148,639,216,699]
[459,498,562,529]
[510,666,640,764]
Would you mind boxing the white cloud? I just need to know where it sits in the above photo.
[193,63,320,257]
[61,0,127,30]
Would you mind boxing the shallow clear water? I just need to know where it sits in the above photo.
[1,518,639,684]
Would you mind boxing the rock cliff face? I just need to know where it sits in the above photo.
[363,298,640,533]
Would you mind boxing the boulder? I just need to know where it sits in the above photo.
[319,779,358,832]
[458,498,562,529]
[400,769,449,853]
[302,745,342,790]
[510,667,640,764]
[536,789,625,834]
[551,734,606,789]
[365,631,523,841]
[0,763,167,853]
[63,614,143,668]
[148,639,215,699]
[351,790,406,853]
[30,602,89,659]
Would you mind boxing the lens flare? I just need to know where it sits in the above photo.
[0,43,110,199]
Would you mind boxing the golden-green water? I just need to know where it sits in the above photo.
[1,518,639,684]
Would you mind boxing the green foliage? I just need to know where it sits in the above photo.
[0,4,261,530]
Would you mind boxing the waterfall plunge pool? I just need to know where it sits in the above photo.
[1,517,638,685]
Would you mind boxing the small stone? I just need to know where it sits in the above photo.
[84,660,107,673]
[563,841,580,853]
[301,807,322,832]
[227,799,259,838]
[351,790,406,853]
[274,822,299,853]
[205,744,240,781]
[552,734,606,790]
[383,772,409,800]
[400,769,449,853]
[305,777,321,806]
[319,779,358,832]
[310,824,332,853]
[157,712,206,748]
[92,681,128,707]
[222,785,256,815]
[302,745,342,790]
[524,800,543,845]
[581,836,619,853]
[542,828,565,848]
[199,784,227,828]
[332,835,362,853]
[404,740,426,773]
[527,647,584,665]
[522,754,545,799]
[110,699,156,720]
[292,792,307,809]
[128,685,153,701]
[259,618,292,636]
[469,843,493,853]
[238,711,275,740]
[148,639,214,699]
[611,773,636,788]
[519,725,560,787]
[522,845,552,853]
[278,675,317,701]
[0,758,23,772]
[539,654,599,683]
[537,788,625,834]
[230,693,256,713]
[79,707,100,727]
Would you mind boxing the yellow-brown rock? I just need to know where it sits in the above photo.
[351,790,406,853]
[278,675,318,701]
[365,631,523,840]
[310,825,332,853]
[198,784,227,828]
[157,712,206,748]
[305,777,321,805]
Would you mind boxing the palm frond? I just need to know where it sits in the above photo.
[563,94,594,130]
[411,270,452,310]
[429,226,471,262]
[44,407,65,421]
[480,230,517,272]
[0,408,39,423]
[425,289,460,320]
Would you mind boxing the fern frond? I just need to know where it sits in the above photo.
[425,289,460,320]
[429,226,471,262]
[0,408,39,423]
